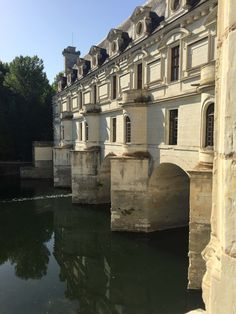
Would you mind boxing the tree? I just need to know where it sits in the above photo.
[52,71,64,93]
[0,56,54,160]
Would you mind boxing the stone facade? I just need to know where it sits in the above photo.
[53,0,218,290]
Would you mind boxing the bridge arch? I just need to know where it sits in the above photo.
[147,162,190,230]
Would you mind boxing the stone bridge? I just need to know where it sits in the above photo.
[52,0,217,291]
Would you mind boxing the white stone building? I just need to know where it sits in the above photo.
[53,0,218,290]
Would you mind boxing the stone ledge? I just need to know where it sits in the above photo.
[186,310,205,314]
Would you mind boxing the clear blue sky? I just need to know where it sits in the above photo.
[0,0,146,82]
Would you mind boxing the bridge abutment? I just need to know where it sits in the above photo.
[53,147,72,188]
[188,167,212,289]
[111,158,190,232]
[111,157,151,232]
[71,147,111,204]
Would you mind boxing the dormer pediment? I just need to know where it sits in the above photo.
[106,28,131,57]
[67,68,77,85]
[131,5,152,23]
[131,5,162,42]
[75,57,91,79]
[89,45,108,70]
[107,29,124,42]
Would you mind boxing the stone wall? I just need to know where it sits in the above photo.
[201,1,236,312]
[71,148,111,204]
[53,147,71,187]
[188,168,212,290]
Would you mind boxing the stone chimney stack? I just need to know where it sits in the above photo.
[62,46,80,75]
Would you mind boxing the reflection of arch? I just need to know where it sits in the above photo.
[147,163,190,229]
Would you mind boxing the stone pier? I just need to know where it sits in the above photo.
[111,156,190,232]
[188,166,212,289]
[71,147,111,204]
[53,146,72,188]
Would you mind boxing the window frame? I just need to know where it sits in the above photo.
[170,45,180,82]
[85,122,89,141]
[111,117,117,143]
[205,103,214,148]
[125,116,131,144]
[111,75,117,100]
[168,109,178,145]
[136,63,143,90]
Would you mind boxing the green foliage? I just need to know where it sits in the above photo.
[0,56,54,161]
[52,71,64,93]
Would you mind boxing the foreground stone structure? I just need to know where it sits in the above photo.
[53,0,218,290]
[201,0,236,312]
[20,142,53,179]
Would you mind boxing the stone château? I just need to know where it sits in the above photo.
[52,0,236,312]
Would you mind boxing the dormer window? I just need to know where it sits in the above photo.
[136,21,143,36]
[89,46,108,70]
[171,0,180,11]
[111,41,117,53]
[131,5,161,41]
[92,56,97,67]
[76,57,90,79]
[107,29,131,57]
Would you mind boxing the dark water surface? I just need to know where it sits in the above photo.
[0,178,204,314]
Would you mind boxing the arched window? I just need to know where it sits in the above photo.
[125,116,131,143]
[205,103,214,147]
[85,122,89,141]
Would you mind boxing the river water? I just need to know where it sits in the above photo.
[0,178,204,314]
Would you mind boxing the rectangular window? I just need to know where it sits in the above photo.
[137,63,143,89]
[169,109,178,145]
[111,117,117,142]
[112,76,117,100]
[171,45,180,82]
[79,122,83,141]
[85,122,88,141]
[61,125,65,140]
[93,85,97,104]
[79,92,83,110]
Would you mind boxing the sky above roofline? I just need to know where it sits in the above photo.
[0,0,146,83]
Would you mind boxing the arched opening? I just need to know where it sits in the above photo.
[205,103,214,147]
[148,163,190,230]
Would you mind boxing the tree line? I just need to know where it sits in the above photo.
[0,56,54,161]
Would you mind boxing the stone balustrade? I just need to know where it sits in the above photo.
[121,89,150,105]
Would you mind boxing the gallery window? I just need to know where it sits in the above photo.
[137,63,143,89]
[93,85,97,104]
[111,117,117,142]
[79,91,83,110]
[61,125,65,140]
[112,75,117,100]
[85,122,89,141]
[171,45,180,82]
[79,122,83,141]
[125,116,131,143]
[205,103,214,147]
[169,109,178,145]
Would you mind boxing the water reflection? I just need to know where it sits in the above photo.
[53,202,203,314]
[0,203,53,280]
[0,180,204,314]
